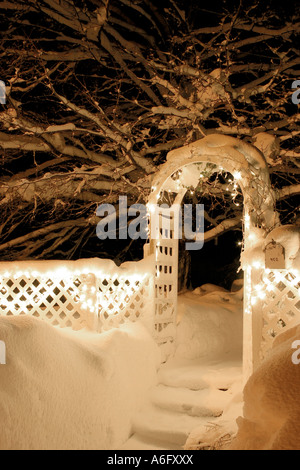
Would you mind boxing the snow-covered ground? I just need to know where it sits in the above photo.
[182,288,300,451]
[6,279,299,450]
[0,282,246,450]
[0,315,160,450]
[175,285,243,360]
[122,284,244,450]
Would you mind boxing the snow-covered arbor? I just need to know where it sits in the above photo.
[145,134,299,379]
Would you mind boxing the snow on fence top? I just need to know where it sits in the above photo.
[241,225,300,271]
[0,257,155,334]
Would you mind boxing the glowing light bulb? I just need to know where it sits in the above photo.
[234,171,242,180]
[252,261,261,269]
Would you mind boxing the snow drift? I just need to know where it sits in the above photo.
[230,324,300,450]
[0,315,160,450]
[175,286,243,360]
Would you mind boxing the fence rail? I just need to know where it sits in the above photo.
[0,258,155,334]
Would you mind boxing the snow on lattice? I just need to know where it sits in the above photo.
[239,225,300,362]
[0,257,155,334]
[264,225,300,269]
[97,272,154,331]
[241,225,300,271]
[0,271,84,330]
[260,269,300,359]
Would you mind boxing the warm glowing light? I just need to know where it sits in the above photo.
[244,213,251,230]
[258,292,266,300]
[252,261,262,269]
[147,204,156,214]
[274,271,284,283]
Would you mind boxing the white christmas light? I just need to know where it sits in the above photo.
[244,213,251,230]
[234,171,242,180]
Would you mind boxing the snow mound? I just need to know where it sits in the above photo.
[192,284,228,296]
[175,288,243,360]
[230,324,300,450]
[231,278,243,292]
[0,316,160,450]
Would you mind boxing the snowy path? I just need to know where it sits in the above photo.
[121,356,242,450]
[121,287,243,451]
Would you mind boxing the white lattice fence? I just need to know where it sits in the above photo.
[0,268,90,330]
[97,273,154,331]
[0,258,155,334]
[260,269,300,359]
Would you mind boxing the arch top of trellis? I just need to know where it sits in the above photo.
[148,134,279,235]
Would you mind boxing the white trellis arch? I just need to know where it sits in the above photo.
[144,134,280,379]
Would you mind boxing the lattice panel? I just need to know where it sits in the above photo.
[260,270,300,359]
[97,274,153,331]
[0,273,86,330]
[154,207,178,344]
